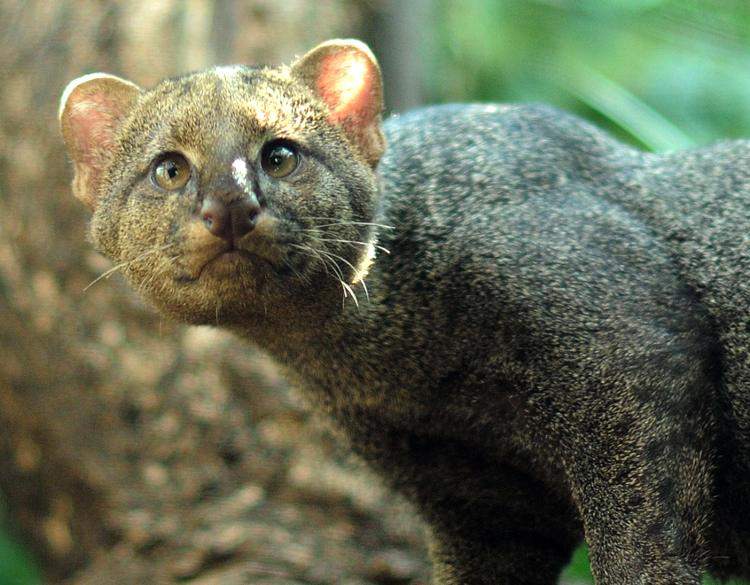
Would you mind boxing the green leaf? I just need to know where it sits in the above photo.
[555,64,695,151]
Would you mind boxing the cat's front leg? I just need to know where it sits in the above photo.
[558,397,714,584]
[353,426,581,585]
[571,474,707,584]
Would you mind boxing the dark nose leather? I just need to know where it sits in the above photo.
[200,196,260,241]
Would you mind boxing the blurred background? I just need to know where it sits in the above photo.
[2,0,750,583]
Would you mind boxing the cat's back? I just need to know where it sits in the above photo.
[380,103,750,327]
[380,102,643,214]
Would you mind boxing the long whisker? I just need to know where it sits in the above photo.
[282,255,309,284]
[292,243,331,277]
[317,249,357,276]
[296,236,376,306]
[312,221,395,230]
[297,216,395,230]
[358,276,370,303]
[83,244,174,292]
[316,249,368,305]
[298,245,347,304]
[291,243,357,309]
[135,249,179,297]
[313,237,391,255]
[314,249,348,284]
[341,281,359,308]
[83,261,133,292]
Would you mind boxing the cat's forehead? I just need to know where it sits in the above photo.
[130,65,323,155]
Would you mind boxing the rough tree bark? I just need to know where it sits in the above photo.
[0,1,428,583]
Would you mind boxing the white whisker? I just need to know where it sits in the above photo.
[297,215,395,230]
[291,243,359,309]
[83,244,174,292]
[314,237,390,255]
[313,221,394,230]
[341,281,359,308]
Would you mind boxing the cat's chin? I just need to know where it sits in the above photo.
[191,248,277,281]
[117,255,263,327]
[133,256,313,328]
[144,283,262,327]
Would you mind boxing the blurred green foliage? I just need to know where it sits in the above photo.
[432,0,750,151]
[562,544,594,582]
[0,495,40,585]
[0,531,41,585]
[563,546,748,584]
[563,545,750,585]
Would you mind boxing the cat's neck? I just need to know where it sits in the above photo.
[227,276,378,419]
[231,247,382,370]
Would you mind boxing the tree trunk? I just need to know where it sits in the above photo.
[358,0,433,114]
[0,1,428,582]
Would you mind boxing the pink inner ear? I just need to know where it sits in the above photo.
[316,51,377,124]
[68,95,121,165]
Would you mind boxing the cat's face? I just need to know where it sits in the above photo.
[60,41,384,325]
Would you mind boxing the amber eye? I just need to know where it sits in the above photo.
[260,140,300,178]
[152,153,191,190]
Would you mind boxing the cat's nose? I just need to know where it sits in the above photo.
[200,195,260,241]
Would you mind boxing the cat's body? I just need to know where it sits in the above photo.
[277,103,750,583]
[59,41,750,584]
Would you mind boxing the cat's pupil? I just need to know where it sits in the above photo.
[271,148,288,167]
[166,162,178,178]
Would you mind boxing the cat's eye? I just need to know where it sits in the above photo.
[152,153,191,191]
[260,140,300,179]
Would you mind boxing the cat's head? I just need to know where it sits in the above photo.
[59,40,384,326]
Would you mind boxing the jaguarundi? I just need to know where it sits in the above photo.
[59,39,750,584]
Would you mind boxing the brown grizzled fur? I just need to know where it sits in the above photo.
[60,40,750,584]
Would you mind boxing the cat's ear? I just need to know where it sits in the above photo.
[59,73,141,210]
[292,39,385,167]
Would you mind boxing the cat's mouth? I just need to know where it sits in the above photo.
[194,241,282,279]
[204,248,257,269]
